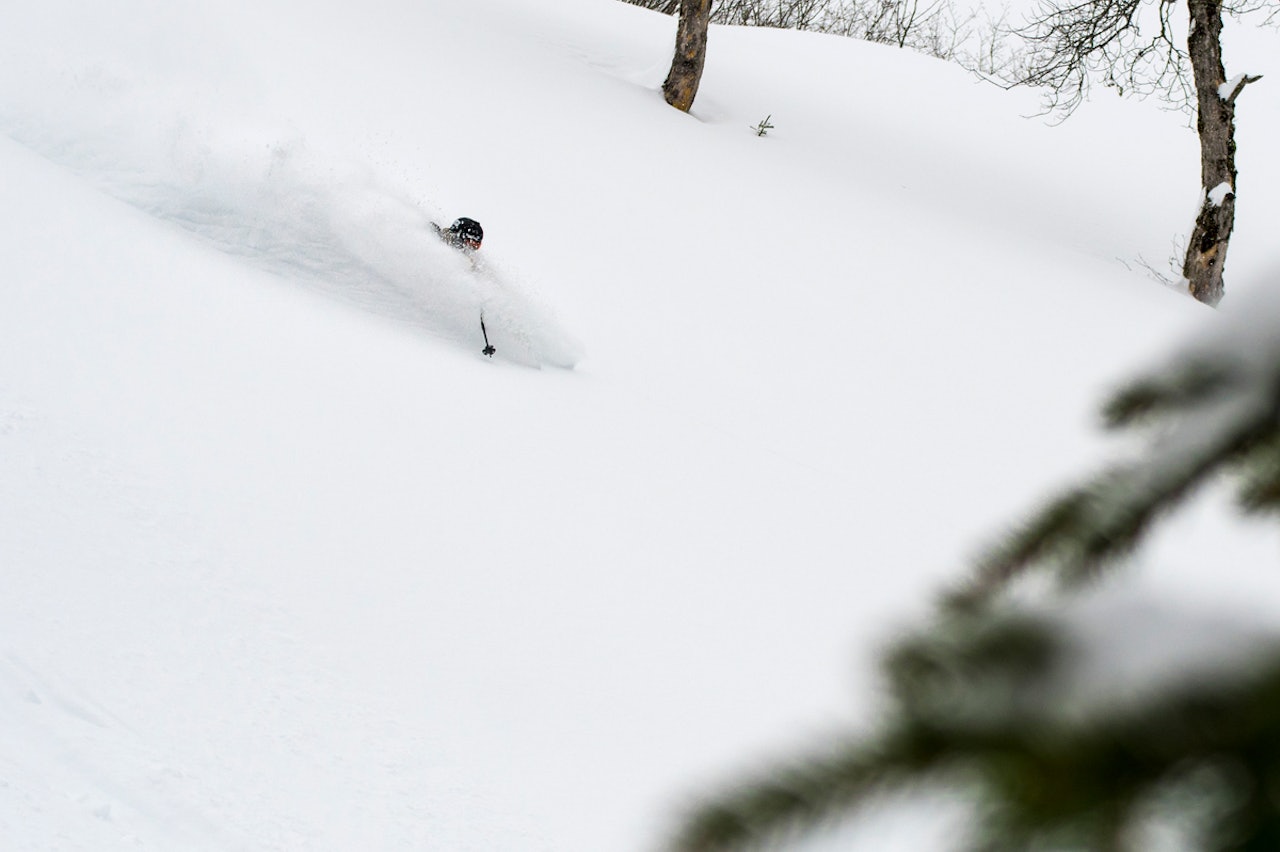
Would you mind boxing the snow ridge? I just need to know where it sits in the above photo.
[0,104,580,368]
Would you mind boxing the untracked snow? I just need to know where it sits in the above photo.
[1,0,1277,849]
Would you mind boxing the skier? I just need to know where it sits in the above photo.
[433,217,483,253]
[433,216,496,357]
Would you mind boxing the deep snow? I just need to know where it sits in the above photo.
[1,0,1278,848]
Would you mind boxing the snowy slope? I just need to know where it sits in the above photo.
[1,0,1278,849]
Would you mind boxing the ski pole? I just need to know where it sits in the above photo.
[480,314,496,357]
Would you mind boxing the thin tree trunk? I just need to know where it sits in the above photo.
[663,0,713,112]
[1182,0,1259,306]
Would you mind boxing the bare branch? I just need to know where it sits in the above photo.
[1003,0,1192,115]
[1224,72,1263,104]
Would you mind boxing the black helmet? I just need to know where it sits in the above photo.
[449,217,483,248]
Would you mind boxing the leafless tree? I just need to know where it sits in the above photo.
[714,0,967,54]
[956,5,1023,78]
[663,0,714,111]
[624,0,682,12]
[713,0,826,28]
[1009,0,1269,305]
[623,0,1006,63]
[1182,0,1262,304]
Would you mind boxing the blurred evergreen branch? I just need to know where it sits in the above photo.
[955,351,1280,606]
[671,611,1280,851]
[669,289,1280,852]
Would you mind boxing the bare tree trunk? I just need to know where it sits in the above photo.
[1182,0,1260,306]
[663,0,713,112]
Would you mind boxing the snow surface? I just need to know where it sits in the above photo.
[1208,180,1234,206]
[1220,73,1247,100]
[1,0,1278,849]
